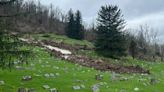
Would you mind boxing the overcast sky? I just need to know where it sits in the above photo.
[39,0,164,41]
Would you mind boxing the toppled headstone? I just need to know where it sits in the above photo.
[28,88,36,92]
[22,76,32,81]
[120,77,128,81]
[50,73,55,77]
[44,74,50,78]
[0,80,5,85]
[95,74,103,80]
[33,73,41,77]
[55,73,60,76]
[16,66,25,70]
[150,78,159,85]
[50,88,58,92]
[80,84,85,89]
[73,86,81,90]
[43,85,50,89]
[134,87,139,91]
[92,85,100,92]
[18,88,27,92]
[111,72,120,81]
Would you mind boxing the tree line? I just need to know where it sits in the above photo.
[1,0,164,66]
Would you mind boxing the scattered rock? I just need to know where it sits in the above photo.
[0,80,5,85]
[73,86,81,90]
[22,76,32,81]
[50,88,58,92]
[43,85,50,89]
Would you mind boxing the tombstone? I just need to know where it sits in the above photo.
[16,66,25,70]
[44,74,50,78]
[120,77,128,81]
[50,88,58,92]
[0,80,5,85]
[50,73,55,77]
[55,73,60,76]
[18,88,27,92]
[111,72,118,81]
[80,84,85,89]
[73,86,81,90]
[22,76,32,81]
[43,85,50,89]
[95,74,103,80]
[134,87,139,91]
[28,88,36,92]
[92,85,100,92]
[150,78,159,85]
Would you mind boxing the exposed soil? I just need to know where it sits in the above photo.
[21,38,150,74]
[42,40,93,52]
[41,40,150,74]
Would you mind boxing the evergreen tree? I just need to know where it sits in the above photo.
[95,5,127,58]
[66,9,84,40]
[0,0,31,69]
[66,9,75,38]
[74,10,84,40]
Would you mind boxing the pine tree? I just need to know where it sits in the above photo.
[95,5,127,58]
[66,9,75,38]
[66,9,84,40]
[0,0,31,69]
[75,10,84,40]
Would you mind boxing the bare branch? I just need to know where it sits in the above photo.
[0,0,16,5]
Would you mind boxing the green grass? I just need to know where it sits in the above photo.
[1,33,164,92]
[0,46,164,92]
[30,33,94,48]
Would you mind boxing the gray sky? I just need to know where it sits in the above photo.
[39,0,164,41]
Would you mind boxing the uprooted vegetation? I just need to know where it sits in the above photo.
[21,34,150,74]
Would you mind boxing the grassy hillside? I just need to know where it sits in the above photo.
[0,33,164,92]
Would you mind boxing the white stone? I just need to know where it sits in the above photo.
[50,73,55,77]
[80,84,85,88]
[73,86,81,90]
[43,85,50,89]
[92,85,100,92]
[0,81,5,85]
[56,73,60,76]
[134,87,139,91]
[50,88,57,92]
[44,74,50,78]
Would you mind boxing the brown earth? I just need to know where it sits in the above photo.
[23,39,150,74]
[41,40,150,74]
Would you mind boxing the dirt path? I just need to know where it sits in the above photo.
[20,38,150,74]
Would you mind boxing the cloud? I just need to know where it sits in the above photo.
[37,0,164,41]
